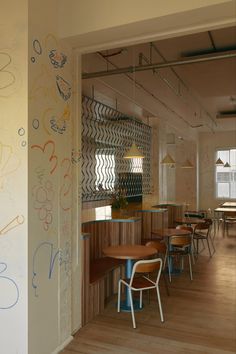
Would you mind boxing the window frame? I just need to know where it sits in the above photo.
[215,147,236,200]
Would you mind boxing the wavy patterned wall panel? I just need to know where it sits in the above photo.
[82,95,151,201]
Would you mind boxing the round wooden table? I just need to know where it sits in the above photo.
[175,217,205,226]
[103,245,157,312]
[152,228,192,238]
[151,228,192,275]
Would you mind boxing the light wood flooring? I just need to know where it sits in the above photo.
[62,226,236,354]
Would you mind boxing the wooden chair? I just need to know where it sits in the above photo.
[193,219,215,257]
[145,240,170,296]
[168,235,193,282]
[223,212,236,236]
[176,225,195,264]
[117,258,164,329]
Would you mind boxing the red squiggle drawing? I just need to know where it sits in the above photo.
[32,180,54,231]
[60,158,72,211]
[31,140,58,174]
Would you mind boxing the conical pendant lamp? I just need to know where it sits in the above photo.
[124,142,144,159]
[215,158,224,166]
[161,153,175,165]
[181,159,194,169]
[224,162,231,167]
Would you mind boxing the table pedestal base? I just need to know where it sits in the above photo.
[119,299,144,312]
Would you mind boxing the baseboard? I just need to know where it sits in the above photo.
[51,336,73,354]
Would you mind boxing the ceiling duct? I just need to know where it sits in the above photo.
[166,133,175,145]
[216,110,236,119]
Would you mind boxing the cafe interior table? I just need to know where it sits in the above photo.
[220,202,236,208]
[103,244,157,312]
[151,228,192,274]
[214,207,236,229]
[175,217,205,226]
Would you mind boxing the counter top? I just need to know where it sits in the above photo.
[82,203,167,224]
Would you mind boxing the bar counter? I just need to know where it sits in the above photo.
[82,203,167,224]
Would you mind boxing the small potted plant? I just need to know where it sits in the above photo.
[111,188,128,210]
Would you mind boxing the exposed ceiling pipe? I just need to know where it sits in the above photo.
[82,52,236,79]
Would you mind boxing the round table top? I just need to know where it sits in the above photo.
[152,228,192,238]
[175,217,205,225]
[103,244,157,260]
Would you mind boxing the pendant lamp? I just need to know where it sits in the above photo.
[215,158,224,166]
[161,153,175,165]
[224,162,231,167]
[181,159,194,169]
[124,142,144,159]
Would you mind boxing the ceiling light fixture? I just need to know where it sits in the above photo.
[181,159,194,169]
[161,153,175,165]
[124,142,144,159]
[224,162,231,167]
[215,157,224,165]
[124,49,144,160]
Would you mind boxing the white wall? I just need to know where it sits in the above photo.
[199,130,236,210]
[0,1,28,353]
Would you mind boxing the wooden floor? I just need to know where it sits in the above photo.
[62,226,236,354]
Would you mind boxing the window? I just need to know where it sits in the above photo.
[130,158,143,173]
[95,152,115,191]
[216,149,236,199]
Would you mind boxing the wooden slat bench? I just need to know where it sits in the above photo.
[90,257,125,284]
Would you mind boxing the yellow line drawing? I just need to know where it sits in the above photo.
[0,215,25,235]
[0,142,21,189]
[29,64,57,102]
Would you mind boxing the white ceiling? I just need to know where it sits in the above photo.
[82,26,236,136]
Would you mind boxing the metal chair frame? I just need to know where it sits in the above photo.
[117,258,164,329]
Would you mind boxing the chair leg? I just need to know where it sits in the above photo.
[206,238,212,257]
[188,254,193,280]
[210,235,216,253]
[162,272,170,296]
[117,281,121,313]
[167,255,172,283]
[191,248,195,265]
[181,256,184,270]
[156,287,164,322]
[140,290,143,308]
[128,288,136,329]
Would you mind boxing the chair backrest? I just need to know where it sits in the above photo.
[175,225,193,234]
[203,218,213,225]
[224,211,236,219]
[170,235,192,247]
[194,221,210,232]
[130,258,162,286]
[145,240,166,254]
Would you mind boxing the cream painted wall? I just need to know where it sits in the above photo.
[59,0,235,37]
[28,1,80,353]
[175,140,197,210]
[199,130,236,210]
[0,1,28,353]
[58,0,236,52]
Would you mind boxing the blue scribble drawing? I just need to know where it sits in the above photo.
[0,262,19,310]
[32,242,70,297]
[50,117,66,134]
[56,75,71,101]
[49,50,67,68]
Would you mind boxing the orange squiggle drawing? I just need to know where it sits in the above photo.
[0,215,25,235]
[60,158,72,211]
[31,140,58,174]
